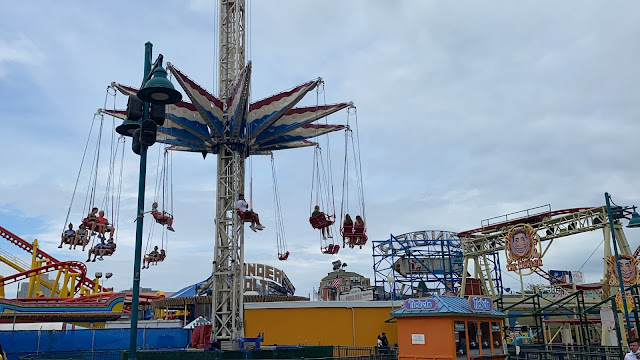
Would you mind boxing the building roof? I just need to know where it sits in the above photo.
[153,295,310,309]
[321,270,366,282]
[391,295,506,318]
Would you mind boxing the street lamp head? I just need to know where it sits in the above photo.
[95,272,103,279]
[627,211,640,228]
[115,119,141,137]
[137,65,182,105]
[106,272,113,279]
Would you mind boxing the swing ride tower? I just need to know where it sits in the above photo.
[208,1,351,344]
[110,0,353,346]
[211,0,247,344]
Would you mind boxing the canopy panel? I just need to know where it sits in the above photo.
[109,64,351,155]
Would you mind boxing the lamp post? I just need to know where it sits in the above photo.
[115,42,181,360]
[604,192,640,341]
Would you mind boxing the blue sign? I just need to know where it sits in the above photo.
[468,296,493,313]
[403,298,438,311]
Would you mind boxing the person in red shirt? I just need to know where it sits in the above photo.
[94,210,115,240]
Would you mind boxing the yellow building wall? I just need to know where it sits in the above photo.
[245,305,400,347]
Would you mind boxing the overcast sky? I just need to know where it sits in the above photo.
[1,1,640,299]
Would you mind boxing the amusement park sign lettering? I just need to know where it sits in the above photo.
[402,298,438,311]
[505,258,543,272]
[468,296,493,313]
[243,263,295,296]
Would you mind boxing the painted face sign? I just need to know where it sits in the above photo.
[607,255,639,286]
[505,224,542,272]
[510,231,530,257]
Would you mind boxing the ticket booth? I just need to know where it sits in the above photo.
[391,295,507,360]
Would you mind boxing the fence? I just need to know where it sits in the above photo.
[18,350,122,360]
[510,344,623,360]
[333,345,398,360]
[17,346,398,360]
[2,328,189,360]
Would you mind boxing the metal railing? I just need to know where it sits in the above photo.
[18,349,122,360]
[18,346,399,360]
[509,344,623,360]
[333,346,398,360]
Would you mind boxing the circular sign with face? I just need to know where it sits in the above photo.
[607,254,639,286]
[505,225,538,261]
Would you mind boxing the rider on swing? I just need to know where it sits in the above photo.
[150,201,175,232]
[235,194,265,232]
[312,205,332,240]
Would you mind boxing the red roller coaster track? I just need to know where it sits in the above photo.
[0,261,88,295]
[0,225,103,293]
[457,207,595,238]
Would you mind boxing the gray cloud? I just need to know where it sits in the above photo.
[1,1,640,298]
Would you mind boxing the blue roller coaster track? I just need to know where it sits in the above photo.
[372,230,503,300]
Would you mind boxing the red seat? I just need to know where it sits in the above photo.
[237,210,254,223]
[152,211,172,225]
[278,251,290,261]
[343,225,368,248]
[322,244,340,254]
[309,212,334,229]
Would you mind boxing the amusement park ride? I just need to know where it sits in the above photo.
[5,0,637,353]
[374,203,639,300]
[0,225,127,325]
[0,0,362,348]
[102,0,360,348]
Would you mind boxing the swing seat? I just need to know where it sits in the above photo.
[309,213,334,229]
[152,211,173,225]
[237,210,255,223]
[342,225,368,248]
[321,244,340,255]
[278,251,290,261]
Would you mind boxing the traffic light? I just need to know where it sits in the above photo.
[140,119,157,147]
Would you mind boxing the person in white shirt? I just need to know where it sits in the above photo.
[235,194,265,232]
[625,338,640,360]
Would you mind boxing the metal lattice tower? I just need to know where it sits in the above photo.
[108,0,353,345]
[213,0,247,343]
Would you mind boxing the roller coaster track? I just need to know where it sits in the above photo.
[460,205,631,296]
[0,261,88,295]
[0,225,102,293]
[459,206,627,257]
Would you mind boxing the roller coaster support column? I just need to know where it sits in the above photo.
[605,192,633,341]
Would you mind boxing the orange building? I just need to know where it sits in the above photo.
[244,301,400,346]
[391,295,506,360]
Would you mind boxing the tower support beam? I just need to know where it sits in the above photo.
[212,0,246,344]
